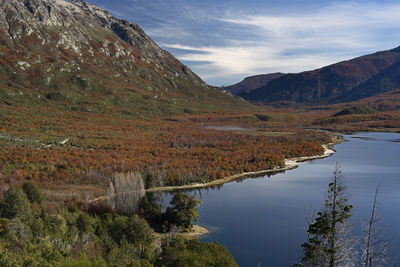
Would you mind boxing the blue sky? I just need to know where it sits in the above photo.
[86,0,400,86]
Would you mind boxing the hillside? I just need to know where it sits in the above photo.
[223,73,284,95]
[240,46,400,105]
[337,60,400,102]
[0,0,333,193]
[0,0,249,117]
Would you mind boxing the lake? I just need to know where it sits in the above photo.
[166,132,400,266]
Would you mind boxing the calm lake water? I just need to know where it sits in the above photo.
[167,132,400,266]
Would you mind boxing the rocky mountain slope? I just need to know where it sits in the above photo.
[240,46,400,105]
[223,72,284,95]
[0,0,249,117]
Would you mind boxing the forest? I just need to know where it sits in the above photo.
[0,100,338,205]
[0,177,237,266]
[1,97,400,205]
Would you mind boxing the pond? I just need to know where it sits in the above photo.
[166,132,400,266]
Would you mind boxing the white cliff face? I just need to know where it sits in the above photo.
[0,0,202,83]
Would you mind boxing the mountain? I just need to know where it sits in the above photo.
[240,47,400,105]
[0,0,249,117]
[223,73,284,95]
[337,60,400,102]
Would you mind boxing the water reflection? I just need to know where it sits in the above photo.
[153,132,400,266]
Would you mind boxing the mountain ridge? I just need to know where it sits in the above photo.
[223,72,284,95]
[239,46,400,105]
[336,60,400,102]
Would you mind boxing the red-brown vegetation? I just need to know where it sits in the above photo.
[0,104,331,201]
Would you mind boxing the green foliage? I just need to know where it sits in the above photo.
[254,114,273,121]
[0,245,23,266]
[76,213,94,233]
[334,105,377,116]
[139,194,162,223]
[158,236,237,267]
[0,186,31,219]
[255,113,300,122]
[301,164,353,266]
[22,181,44,204]
[58,254,107,267]
[107,215,155,246]
[48,214,67,236]
[144,172,157,189]
[168,193,201,231]
[0,184,236,266]
[46,92,68,102]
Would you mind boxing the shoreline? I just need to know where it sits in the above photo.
[185,225,210,238]
[146,139,341,193]
[153,225,210,249]
[151,140,342,240]
[154,225,210,240]
[89,135,344,203]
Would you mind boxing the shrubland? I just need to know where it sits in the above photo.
[0,102,331,203]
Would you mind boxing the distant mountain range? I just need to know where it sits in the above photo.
[223,73,284,95]
[234,47,400,105]
[0,0,249,117]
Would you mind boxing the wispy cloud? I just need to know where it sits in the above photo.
[95,0,400,85]
[163,44,343,84]
[160,2,400,85]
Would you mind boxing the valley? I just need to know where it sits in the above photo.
[0,0,399,266]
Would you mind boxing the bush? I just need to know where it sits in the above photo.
[159,236,238,267]
[76,213,94,233]
[58,254,107,267]
[334,105,377,116]
[107,215,155,246]
[23,181,44,204]
[0,186,31,219]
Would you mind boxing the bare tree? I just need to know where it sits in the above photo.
[362,184,389,267]
[108,171,145,216]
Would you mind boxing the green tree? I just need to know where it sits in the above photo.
[58,254,107,267]
[22,181,44,204]
[76,213,94,233]
[107,215,155,247]
[170,193,201,231]
[301,164,354,266]
[139,193,162,223]
[158,236,238,267]
[0,186,31,219]
[0,246,23,266]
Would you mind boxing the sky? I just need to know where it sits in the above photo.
[86,0,400,86]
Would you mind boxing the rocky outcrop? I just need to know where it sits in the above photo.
[0,0,200,81]
[0,0,249,116]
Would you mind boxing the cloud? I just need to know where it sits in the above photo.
[160,2,400,85]
[104,0,400,85]
[146,24,192,39]
[163,43,344,84]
